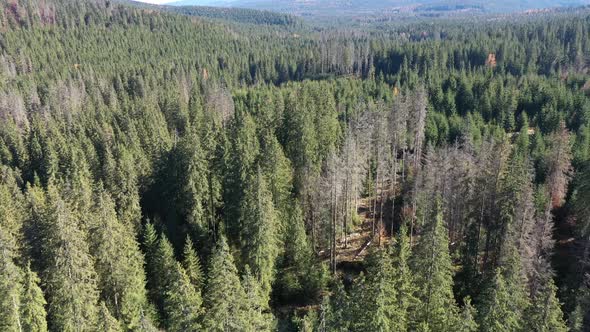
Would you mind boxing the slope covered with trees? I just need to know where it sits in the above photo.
[0,0,590,331]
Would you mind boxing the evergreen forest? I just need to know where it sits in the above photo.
[1,0,590,331]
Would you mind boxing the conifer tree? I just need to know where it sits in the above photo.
[0,226,22,332]
[90,188,152,330]
[224,111,260,241]
[347,274,373,332]
[362,248,399,331]
[457,297,478,332]
[411,200,459,331]
[97,302,122,332]
[182,236,204,291]
[242,266,275,331]
[526,279,567,332]
[477,269,522,332]
[20,264,47,332]
[478,243,529,332]
[147,233,203,331]
[276,203,324,301]
[142,221,160,308]
[240,168,280,300]
[176,128,209,238]
[203,236,251,331]
[391,222,415,330]
[323,281,349,332]
[260,133,293,219]
[42,184,100,332]
[569,275,590,332]
[164,262,203,332]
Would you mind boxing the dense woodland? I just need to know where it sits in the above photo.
[0,0,590,331]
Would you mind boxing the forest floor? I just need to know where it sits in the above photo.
[334,192,393,273]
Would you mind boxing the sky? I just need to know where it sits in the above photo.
[133,0,177,4]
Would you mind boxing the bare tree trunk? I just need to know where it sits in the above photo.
[344,177,349,248]
[391,147,398,236]
[379,175,385,247]
[331,172,337,274]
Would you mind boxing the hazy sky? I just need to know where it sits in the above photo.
[134,0,176,4]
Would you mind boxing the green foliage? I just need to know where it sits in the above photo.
[97,302,122,332]
[411,201,459,331]
[203,236,251,331]
[90,188,152,330]
[182,236,204,291]
[0,0,589,328]
[40,184,100,332]
[477,269,523,332]
[20,264,47,332]
[0,226,23,332]
[526,279,568,332]
[239,168,280,300]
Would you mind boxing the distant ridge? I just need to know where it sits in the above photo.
[167,0,590,16]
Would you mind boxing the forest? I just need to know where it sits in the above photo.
[0,0,590,331]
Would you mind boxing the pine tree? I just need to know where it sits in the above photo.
[240,168,280,300]
[203,236,251,331]
[20,264,47,332]
[182,236,204,291]
[411,200,459,331]
[90,188,152,330]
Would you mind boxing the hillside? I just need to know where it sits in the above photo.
[169,0,590,16]
[1,0,590,331]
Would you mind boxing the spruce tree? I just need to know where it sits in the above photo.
[242,266,275,331]
[410,200,459,331]
[0,226,22,332]
[457,297,478,332]
[203,236,251,331]
[240,168,280,300]
[42,184,100,332]
[90,189,152,330]
[147,234,203,331]
[391,222,415,331]
[97,302,122,332]
[324,281,349,332]
[478,243,529,332]
[176,128,209,238]
[526,279,567,332]
[182,236,204,291]
[477,269,522,332]
[361,248,398,331]
[164,262,203,332]
[20,264,47,332]
[276,202,324,302]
